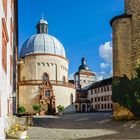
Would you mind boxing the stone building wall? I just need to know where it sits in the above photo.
[19,85,75,114]
[18,54,76,114]
[87,85,112,111]
[112,17,132,78]
[125,0,140,76]
[0,0,18,139]
[131,13,140,75]
[125,0,140,15]
[19,55,68,82]
[111,0,140,78]
[79,74,95,89]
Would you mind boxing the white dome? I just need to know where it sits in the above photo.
[20,19,66,58]
[20,33,66,58]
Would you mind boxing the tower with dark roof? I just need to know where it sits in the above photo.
[74,57,96,89]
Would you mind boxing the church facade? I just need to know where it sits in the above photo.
[18,19,75,114]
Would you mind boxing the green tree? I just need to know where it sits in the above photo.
[18,106,26,115]
[112,65,140,117]
[32,104,41,113]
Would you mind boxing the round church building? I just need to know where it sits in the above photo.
[18,19,75,114]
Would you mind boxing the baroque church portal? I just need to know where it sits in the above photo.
[18,19,76,114]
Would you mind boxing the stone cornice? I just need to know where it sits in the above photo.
[18,80,75,89]
[110,13,132,26]
[20,53,69,63]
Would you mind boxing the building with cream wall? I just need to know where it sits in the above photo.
[87,78,112,111]
[18,19,75,114]
[74,58,96,112]
[0,0,18,138]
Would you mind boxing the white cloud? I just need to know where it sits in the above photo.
[68,73,75,80]
[96,71,112,81]
[100,62,110,69]
[95,71,105,81]
[99,41,112,70]
[99,41,112,65]
[96,41,113,80]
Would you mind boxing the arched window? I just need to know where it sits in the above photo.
[43,73,49,81]
[70,94,73,104]
[62,76,66,84]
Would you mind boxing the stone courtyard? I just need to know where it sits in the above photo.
[27,112,140,139]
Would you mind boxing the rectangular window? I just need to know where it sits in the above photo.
[107,86,109,91]
[95,97,97,102]
[108,104,110,109]
[0,92,1,117]
[95,105,97,109]
[104,87,106,92]
[10,55,13,83]
[91,90,93,95]
[10,18,13,48]
[45,91,50,96]
[101,96,103,101]
[2,29,7,72]
[104,104,106,109]
[101,87,103,92]
[3,0,7,18]
[2,18,9,73]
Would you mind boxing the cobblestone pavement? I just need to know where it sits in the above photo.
[27,112,140,139]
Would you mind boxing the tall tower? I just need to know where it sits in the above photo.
[111,0,140,78]
[74,58,96,89]
[126,0,140,75]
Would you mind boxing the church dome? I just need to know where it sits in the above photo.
[20,19,66,58]
[79,57,90,71]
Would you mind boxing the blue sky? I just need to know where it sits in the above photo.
[18,0,124,80]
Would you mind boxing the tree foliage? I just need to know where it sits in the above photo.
[32,104,41,112]
[18,106,26,114]
[112,65,140,117]
[57,105,64,113]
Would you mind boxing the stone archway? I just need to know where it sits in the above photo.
[39,80,56,115]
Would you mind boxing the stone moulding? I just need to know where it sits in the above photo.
[18,80,75,89]
[20,53,69,63]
